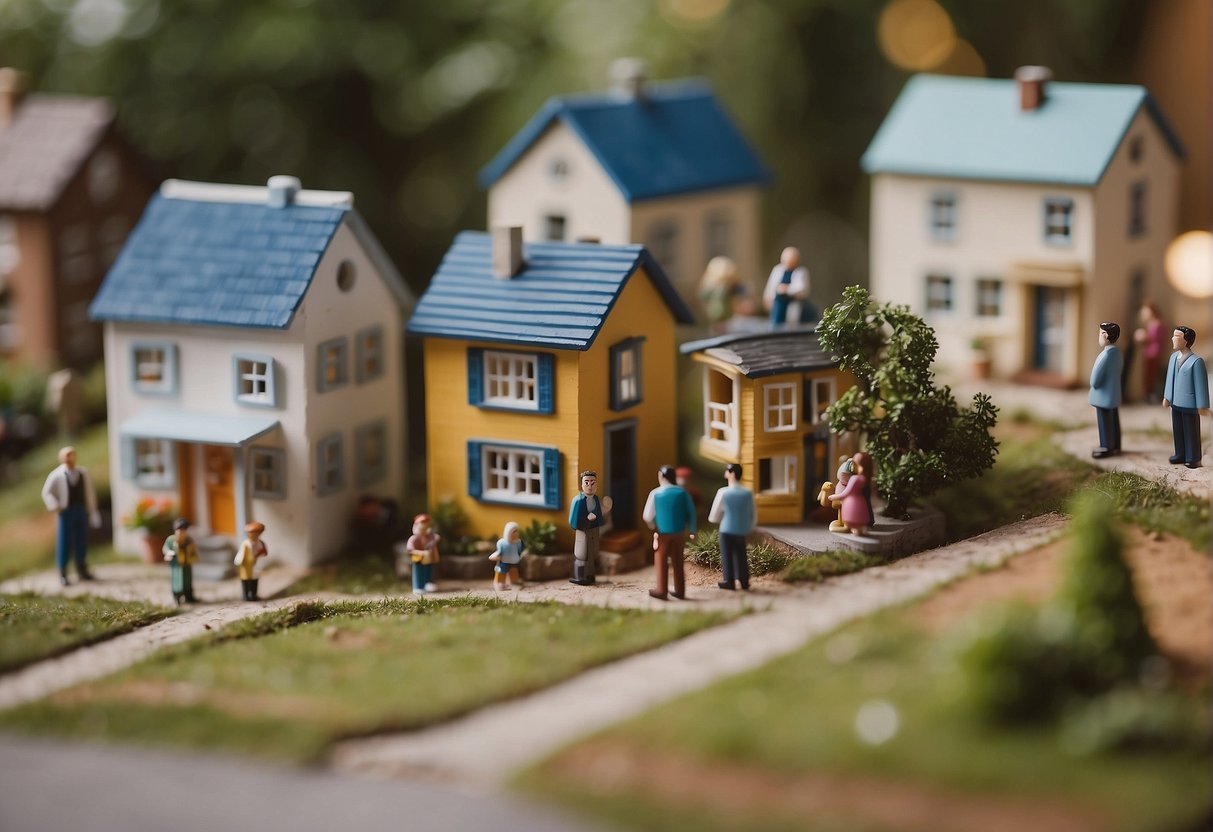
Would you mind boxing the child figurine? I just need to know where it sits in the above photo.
[234,521,268,601]
[489,521,525,590]
[406,513,440,596]
[818,457,854,532]
[163,518,198,605]
[829,459,869,536]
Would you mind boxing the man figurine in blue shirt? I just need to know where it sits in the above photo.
[569,470,611,586]
[708,463,756,591]
[41,446,101,586]
[1089,322,1124,459]
[642,465,697,601]
[1163,325,1209,469]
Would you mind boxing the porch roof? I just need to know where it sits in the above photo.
[119,409,280,447]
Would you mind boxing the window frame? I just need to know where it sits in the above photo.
[763,382,798,433]
[609,337,645,412]
[1043,196,1075,246]
[928,192,957,241]
[806,376,836,426]
[130,341,178,396]
[974,278,1003,318]
[355,421,388,487]
[316,337,349,393]
[467,440,560,510]
[925,274,954,313]
[355,325,385,384]
[1128,181,1147,237]
[758,454,798,495]
[249,447,287,500]
[130,437,176,490]
[315,433,344,496]
[232,353,277,408]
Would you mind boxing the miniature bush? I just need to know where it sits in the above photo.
[430,497,469,541]
[817,285,998,518]
[686,530,791,577]
[1059,686,1206,755]
[782,550,884,583]
[519,519,557,556]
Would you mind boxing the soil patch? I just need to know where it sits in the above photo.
[53,679,336,721]
[551,741,1110,832]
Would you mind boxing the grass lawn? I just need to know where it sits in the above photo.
[279,548,406,596]
[0,597,731,764]
[525,607,1208,832]
[0,593,173,673]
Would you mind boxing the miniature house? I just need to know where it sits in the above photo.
[479,60,769,311]
[408,228,694,549]
[680,327,855,525]
[0,69,154,369]
[862,67,1183,388]
[90,177,411,566]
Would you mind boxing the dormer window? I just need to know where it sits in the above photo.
[1043,197,1074,245]
[929,193,957,240]
[1129,135,1144,164]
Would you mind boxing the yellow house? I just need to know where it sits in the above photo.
[408,228,694,548]
[680,328,855,525]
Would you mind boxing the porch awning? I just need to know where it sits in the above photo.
[1007,261,1086,288]
[119,409,280,447]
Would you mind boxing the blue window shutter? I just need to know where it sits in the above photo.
[537,353,554,414]
[542,448,561,510]
[121,436,136,480]
[467,349,484,406]
[467,441,483,499]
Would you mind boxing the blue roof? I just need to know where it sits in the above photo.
[478,80,771,201]
[120,409,280,447]
[90,191,350,329]
[407,231,695,351]
[861,74,1184,186]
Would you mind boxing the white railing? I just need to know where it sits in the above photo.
[706,401,736,444]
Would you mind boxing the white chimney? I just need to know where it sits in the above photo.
[492,226,524,280]
[266,175,302,208]
[610,58,647,100]
[1014,66,1052,112]
[0,68,29,131]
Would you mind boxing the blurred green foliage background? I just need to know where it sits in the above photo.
[0,0,1149,299]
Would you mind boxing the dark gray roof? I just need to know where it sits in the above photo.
[679,327,837,378]
[0,95,115,212]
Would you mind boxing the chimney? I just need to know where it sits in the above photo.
[1014,65,1052,112]
[266,175,302,208]
[492,226,524,279]
[610,57,647,100]
[0,68,29,130]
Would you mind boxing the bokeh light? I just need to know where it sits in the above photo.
[1165,230,1213,299]
[659,0,730,27]
[877,0,956,72]
[854,699,900,745]
[933,37,985,77]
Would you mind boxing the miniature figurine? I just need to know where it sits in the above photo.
[708,463,756,591]
[1162,326,1209,469]
[406,513,441,595]
[569,470,611,586]
[852,451,876,527]
[1134,301,1168,403]
[818,457,854,531]
[234,521,268,601]
[829,460,869,536]
[490,521,525,590]
[163,518,198,605]
[762,246,816,326]
[40,446,101,586]
[642,465,697,600]
[698,256,754,331]
[1089,322,1124,458]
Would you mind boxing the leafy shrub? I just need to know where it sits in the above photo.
[430,497,469,541]
[686,529,792,577]
[782,550,884,583]
[1059,686,1207,755]
[520,519,557,556]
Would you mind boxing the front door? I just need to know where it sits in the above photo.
[604,421,637,529]
[803,430,832,520]
[203,445,236,535]
[1032,286,1067,373]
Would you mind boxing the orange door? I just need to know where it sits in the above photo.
[203,445,236,535]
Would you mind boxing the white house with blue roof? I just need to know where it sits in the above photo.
[90,177,411,566]
[479,61,770,310]
[863,67,1183,388]
[408,227,693,552]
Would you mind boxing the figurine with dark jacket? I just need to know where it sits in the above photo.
[1163,326,1209,468]
[568,470,611,586]
[707,463,755,591]
[1089,322,1124,458]
[41,446,101,586]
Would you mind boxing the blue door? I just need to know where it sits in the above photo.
[1032,286,1067,373]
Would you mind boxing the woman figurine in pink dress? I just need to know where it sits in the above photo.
[829,459,869,536]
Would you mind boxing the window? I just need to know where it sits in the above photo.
[356,326,385,383]
[925,275,953,312]
[1043,197,1074,244]
[544,214,566,242]
[609,338,644,411]
[806,377,835,425]
[249,447,286,500]
[131,342,177,395]
[1129,182,1146,237]
[646,220,679,282]
[467,348,554,413]
[975,278,1003,317]
[316,433,344,496]
[0,215,18,277]
[336,260,356,292]
[929,193,956,240]
[467,442,560,509]
[233,354,276,407]
[1129,135,1143,164]
[355,421,387,486]
[132,438,175,489]
[316,337,348,392]
[758,455,797,495]
[705,211,732,260]
[763,382,797,432]
[704,368,738,447]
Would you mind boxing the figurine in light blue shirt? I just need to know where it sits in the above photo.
[708,463,756,591]
[1089,322,1124,459]
[642,465,697,601]
[489,521,524,591]
[1163,326,1209,468]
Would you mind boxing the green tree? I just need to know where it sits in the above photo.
[817,285,998,517]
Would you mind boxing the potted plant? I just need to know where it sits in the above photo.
[123,498,177,564]
[970,336,992,380]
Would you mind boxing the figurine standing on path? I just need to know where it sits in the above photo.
[163,519,198,605]
[1163,326,1209,469]
[1134,301,1168,403]
[568,471,610,586]
[708,463,755,591]
[490,521,525,591]
[642,465,697,601]
[41,446,101,586]
[1089,322,1124,459]
[234,521,268,601]
[763,246,815,327]
[406,513,441,596]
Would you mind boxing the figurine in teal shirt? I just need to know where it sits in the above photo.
[642,465,697,600]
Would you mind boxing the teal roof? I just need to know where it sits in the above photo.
[861,74,1183,186]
